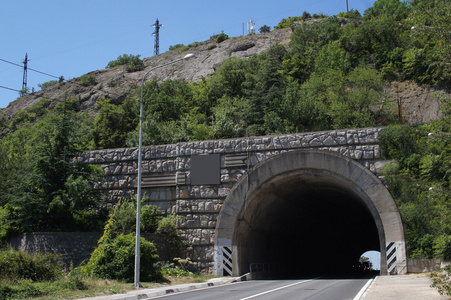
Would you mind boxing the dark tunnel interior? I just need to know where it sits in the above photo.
[235,173,381,278]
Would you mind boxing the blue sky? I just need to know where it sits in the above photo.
[0,0,375,109]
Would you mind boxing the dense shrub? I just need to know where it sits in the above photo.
[431,265,451,296]
[106,54,144,72]
[0,248,64,281]
[379,125,424,166]
[159,258,194,277]
[85,233,159,282]
[274,16,303,29]
[8,98,51,129]
[156,214,184,259]
[37,80,58,90]
[93,97,139,149]
[210,32,229,43]
[108,200,159,235]
[0,280,44,299]
[259,25,271,33]
[380,98,451,259]
[79,74,97,87]
[125,55,145,72]
[169,44,185,51]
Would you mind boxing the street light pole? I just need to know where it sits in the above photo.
[134,53,195,288]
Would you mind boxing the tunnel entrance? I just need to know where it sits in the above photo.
[215,150,407,277]
[235,173,380,277]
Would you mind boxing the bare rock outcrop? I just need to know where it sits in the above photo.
[0,29,292,122]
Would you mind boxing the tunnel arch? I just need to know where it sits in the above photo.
[214,150,406,277]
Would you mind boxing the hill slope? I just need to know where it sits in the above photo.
[0,24,448,129]
[0,29,292,122]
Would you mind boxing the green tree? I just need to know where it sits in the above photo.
[142,79,192,122]
[284,81,329,132]
[284,17,344,83]
[259,25,271,33]
[301,11,312,20]
[0,101,104,234]
[340,15,407,69]
[243,44,288,135]
[208,57,249,100]
[337,9,362,20]
[406,1,451,87]
[380,97,451,259]
[332,67,387,128]
[364,0,409,21]
[212,96,247,138]
[314,41,351,75]
[93,97,139,149]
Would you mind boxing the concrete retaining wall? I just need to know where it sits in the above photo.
[9,232,102,267]
[407,258,445,273]
[9,232,177,268]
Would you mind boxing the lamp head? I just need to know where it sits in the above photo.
[183,53,195,59]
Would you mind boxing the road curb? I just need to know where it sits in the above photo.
[80,277,238,300]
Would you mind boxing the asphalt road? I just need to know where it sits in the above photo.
[145,277,372,300]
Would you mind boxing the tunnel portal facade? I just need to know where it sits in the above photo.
[214,150,407,276]
[80,127,407,276]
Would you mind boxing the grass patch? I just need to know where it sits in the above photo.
[0,274,218,299]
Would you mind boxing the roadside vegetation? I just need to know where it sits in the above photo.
[380,97,451,260]
[0,200,209,299]
[0,0,450,297]
[379,95,450,296]
[0,247,214,299]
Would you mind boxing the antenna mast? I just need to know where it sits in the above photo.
[247,20,255,34]
[21,53,28,96]
[152,19,163,56]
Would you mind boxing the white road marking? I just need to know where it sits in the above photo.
[353,278,375,300]
[239,277,320,300]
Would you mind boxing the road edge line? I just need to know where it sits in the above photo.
[353,276,377,300]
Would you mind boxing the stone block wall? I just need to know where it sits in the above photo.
[78,127,386,272]
[9,232,102,267]
[9,232,179,268]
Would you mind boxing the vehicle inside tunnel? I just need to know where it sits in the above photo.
[234,172,381,278]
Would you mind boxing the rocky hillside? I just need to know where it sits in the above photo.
[0,25,447,126]
[0,29,292,122]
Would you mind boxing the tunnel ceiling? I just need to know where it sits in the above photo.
[236,173,380,276]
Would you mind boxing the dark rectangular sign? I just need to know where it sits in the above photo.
[191,154,220,185]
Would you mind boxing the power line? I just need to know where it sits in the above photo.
[0,58,22,68]
[0,56,64,96]
[0,57,61,79]
[0,85,20,92]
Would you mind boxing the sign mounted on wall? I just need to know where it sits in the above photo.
[191,154,220,185]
